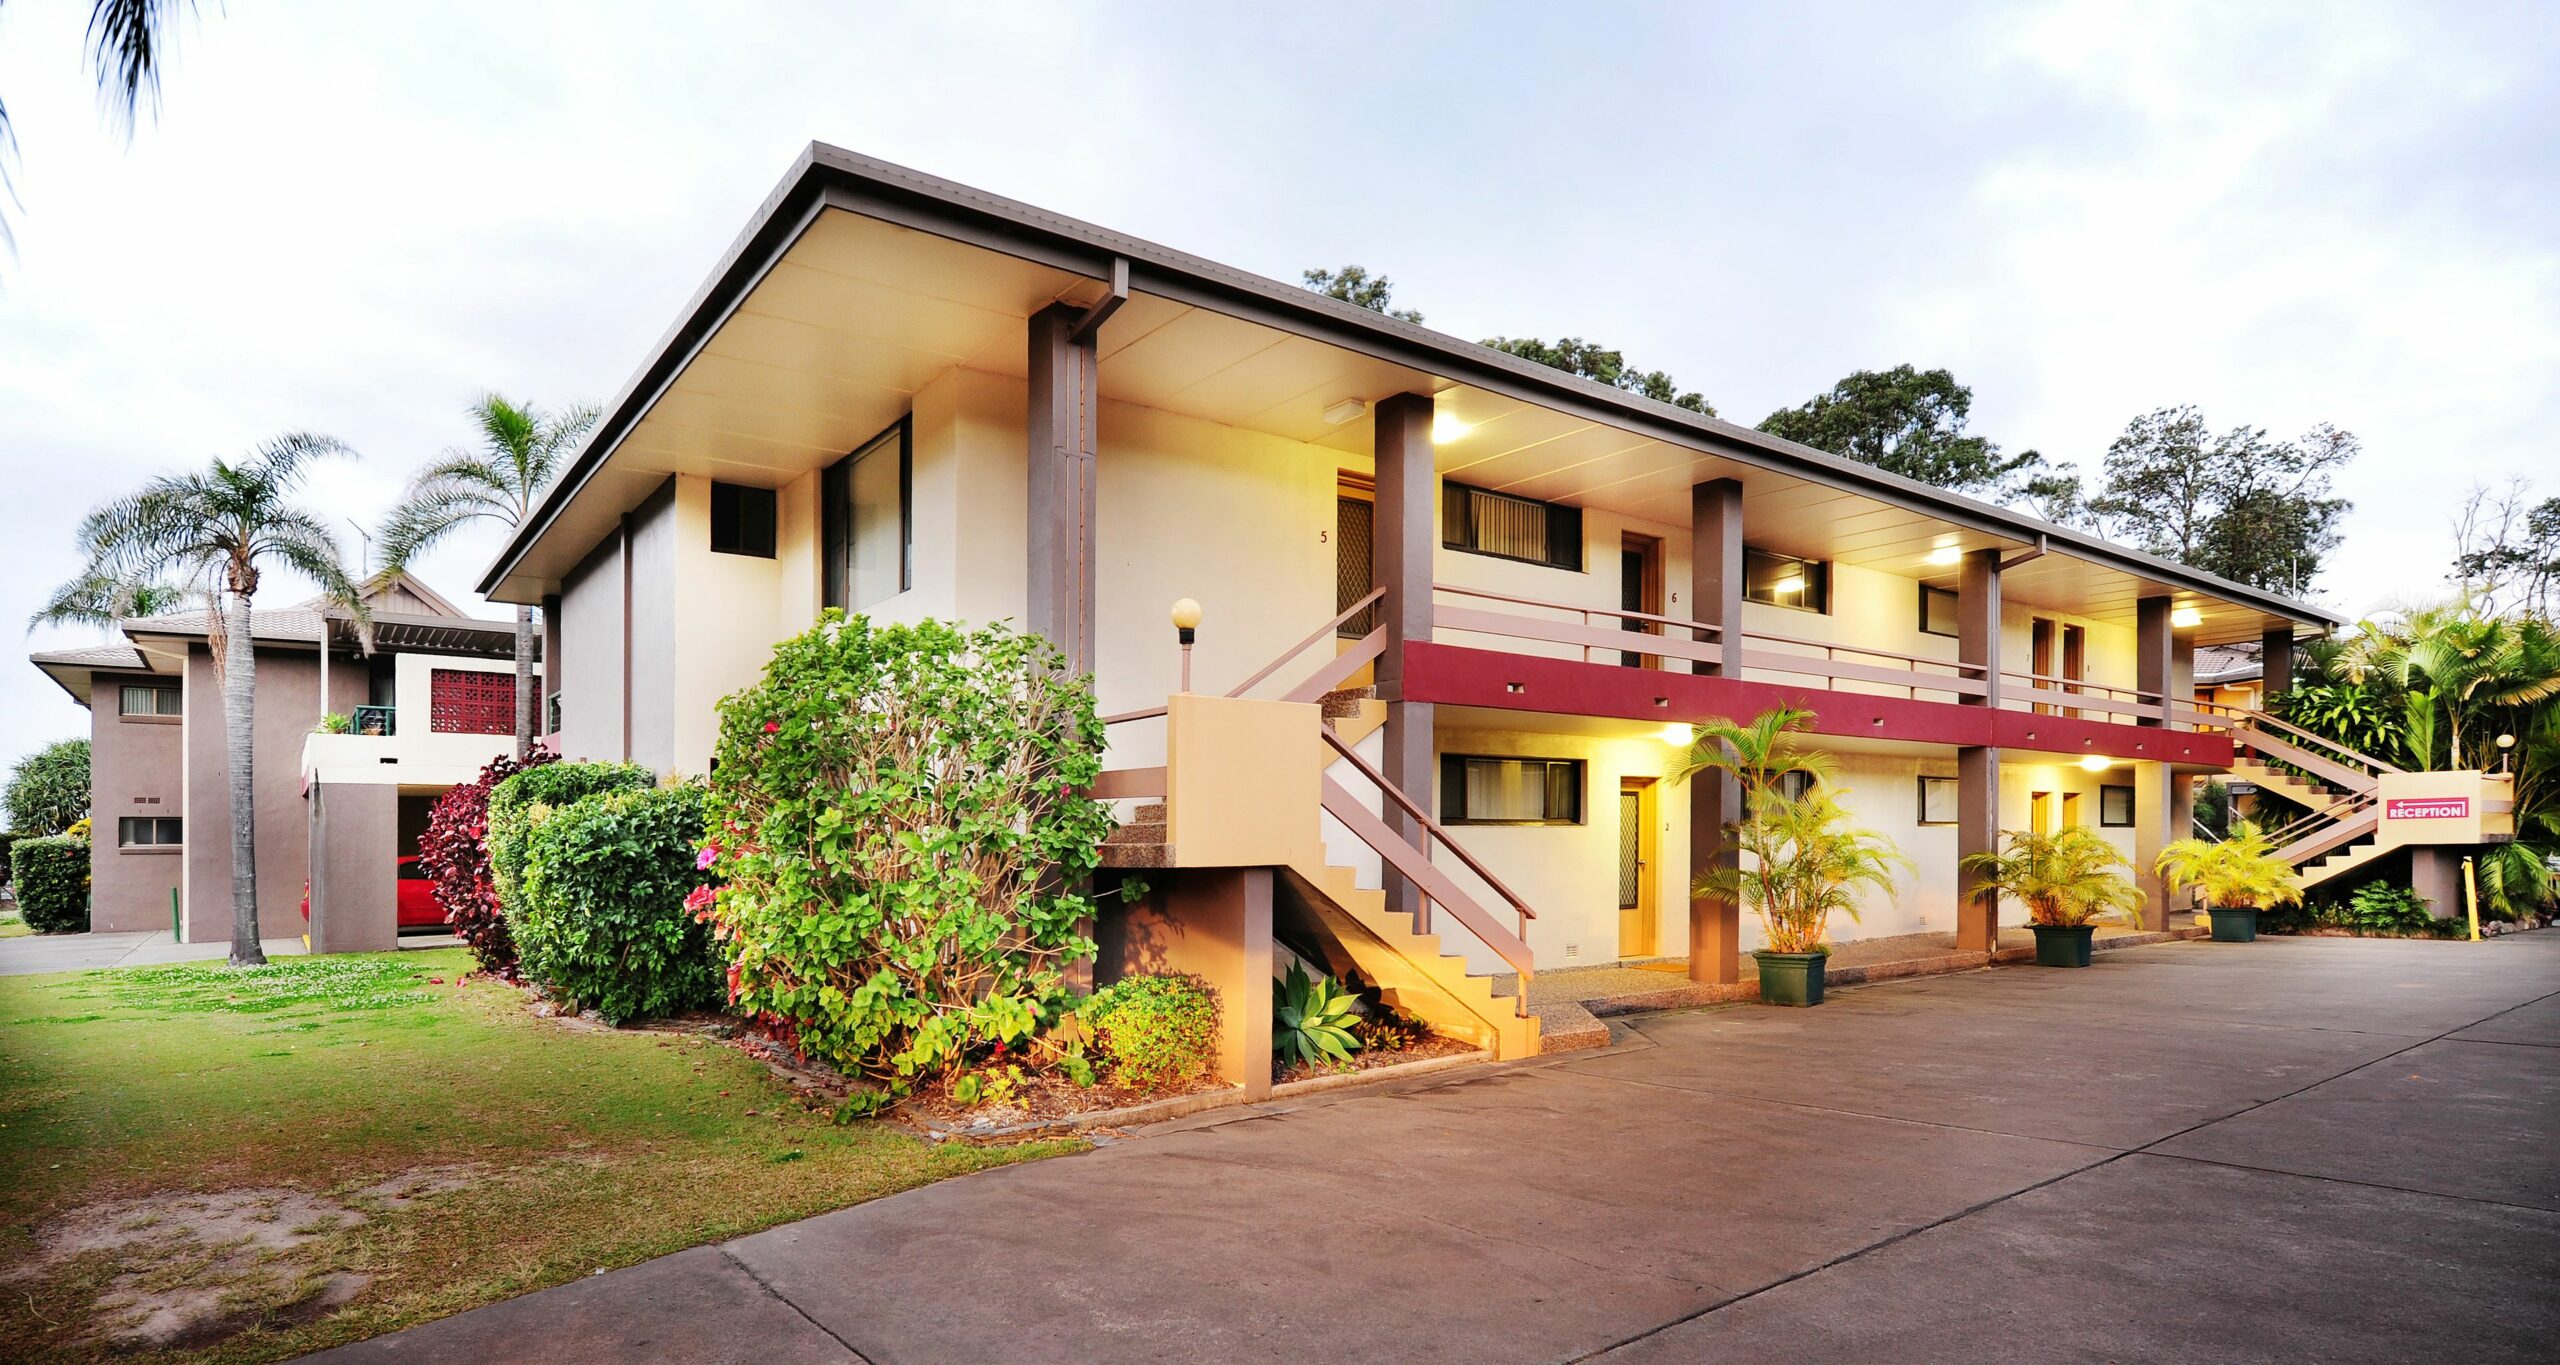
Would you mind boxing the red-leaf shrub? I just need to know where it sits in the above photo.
[420,750,557,978]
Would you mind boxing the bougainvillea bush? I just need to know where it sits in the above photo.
[513,784,724,1025]
[417,750,557,978]
[486,760,657,909]
[10,834,90,933]
[697,613,1114,1092]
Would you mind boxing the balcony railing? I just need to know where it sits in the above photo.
[1431,584,1989,702]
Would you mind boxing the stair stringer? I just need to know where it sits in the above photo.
[1276,862,1541,1060]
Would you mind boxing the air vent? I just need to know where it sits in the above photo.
[1564,943,1581,961]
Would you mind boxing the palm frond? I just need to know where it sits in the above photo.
[87,0,195,136]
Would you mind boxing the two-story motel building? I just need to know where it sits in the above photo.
[476,145,2341,1073]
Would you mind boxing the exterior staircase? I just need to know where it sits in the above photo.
[2218,712,2396,891]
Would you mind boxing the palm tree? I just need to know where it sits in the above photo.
[1668,707,1837,803]
[2,0,201,254]
[26,567,195,633]
[378,396,599,758]
[1694,786,1907,954]
[68,433,366,966]
[1962,826,2147,928]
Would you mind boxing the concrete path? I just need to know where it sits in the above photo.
[308,933,2560,1364]
[0,930,460,976]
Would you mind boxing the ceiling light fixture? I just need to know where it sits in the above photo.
[1431,412,1473,444]
[2080,754,2111,772]
[1321,397,1368,426]
[2171,606,2203,628]
[1659,723,1694,746]
[1925,545,1963,566]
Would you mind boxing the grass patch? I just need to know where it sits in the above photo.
[0,908,31,939]
[0,948,1082,1362]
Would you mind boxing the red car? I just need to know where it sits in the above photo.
[299,856,446,931]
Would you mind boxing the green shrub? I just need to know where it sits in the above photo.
[1274,962,1360,1068]
[5,739,89,835]
[486,761,656,909]
[2342,882,2442,937]
[12,835,90,933]
[0,832,20,887]
[511,785,722,1025]
[1083,974,1219,1087]
[698,613,1113,1090]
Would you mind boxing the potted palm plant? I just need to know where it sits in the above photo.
[2153,820,2304,942]
[1675,709,1907,1006]
[1961,826,2146,967]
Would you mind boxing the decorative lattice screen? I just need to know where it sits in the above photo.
[1336,496,1377,637]
[429,669,534,735]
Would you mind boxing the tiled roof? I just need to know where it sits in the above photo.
[29,643,147,670]
[2194,643,2262,684]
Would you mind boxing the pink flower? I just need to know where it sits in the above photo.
[684,884,717,914]
[695,844,719,870]
[762,720,780,734]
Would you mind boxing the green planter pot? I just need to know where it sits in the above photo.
[2207,906,2259,943]
[1755,950,1828,1006]
[2030,923,2096,968]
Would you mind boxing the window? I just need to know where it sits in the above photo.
[2100,785,2135,827]
[118,816,182,848]
[1439,755,1585,825]
[1773,770,1817,803]
[709,482,777,558]
[1918,775,1959,825]
[1442,481,1583,571]
[824,419,912,611]
[118,683,182,717]
[1919,584,1959,638]
[1744,547,1829,613]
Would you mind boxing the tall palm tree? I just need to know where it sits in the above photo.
[378,395,598,758]
[68,432,365,966]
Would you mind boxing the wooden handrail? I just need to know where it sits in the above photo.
[1100,705,1167,726]
[1744,627,1987,677]
[1321,776,1537,992]
[2225,709,2402,776]
[1320,727,1536,923]
[1282,628,1384,704]
[2001,668,2160,701]
[2257,790,2374,850]
[1225,588,1385,699]
[1435,583,1719,637]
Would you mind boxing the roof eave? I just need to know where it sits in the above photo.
[478,142,2344,632]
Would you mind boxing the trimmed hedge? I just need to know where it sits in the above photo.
[512,784,722,1025]
[1083,974,1219,1087]
[0,832,20,887]
[12,835,91,934]
[486,761,656,911]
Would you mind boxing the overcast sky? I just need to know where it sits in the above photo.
[2,0,2554,777]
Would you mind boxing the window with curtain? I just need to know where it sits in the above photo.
[1919,584,1959,637]
[1439,755,1585,825]
[824,420,912,612]
[118,816,183,847]
[1441,481,1582,570]
[118,684,181,717]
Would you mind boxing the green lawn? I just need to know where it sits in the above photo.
[0,908,31,938]
[0,949,1080,1362]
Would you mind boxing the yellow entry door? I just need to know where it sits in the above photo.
[1618,779,1658,958]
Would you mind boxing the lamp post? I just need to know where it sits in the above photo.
[1170,598,1203,693]
[2495,732,2515,775]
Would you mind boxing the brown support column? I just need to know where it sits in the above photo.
[2260,626,2294,700]
[1956,548,2004,952]
[1373,393,1437,928]
[2137,596,2193,726]
[1686,478,1745,983]
[2408,848,2462,922]
[1027,302,1101,676]
[540,592,562,741]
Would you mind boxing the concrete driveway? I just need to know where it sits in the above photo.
[311,932,2560,1364]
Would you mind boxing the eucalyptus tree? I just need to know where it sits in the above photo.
[65,432,366,965]
[378,395,598,758]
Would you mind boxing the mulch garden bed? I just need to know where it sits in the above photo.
[906,1069,1234,1135]
[1274,1032,1478,1086]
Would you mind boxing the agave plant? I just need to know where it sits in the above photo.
[1962,826,2147,928]
[2154,820,2304,911]
[1274,961,1360,1068]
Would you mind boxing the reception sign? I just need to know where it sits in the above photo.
[2384,797,2471,821]
[2372,772,2508,849]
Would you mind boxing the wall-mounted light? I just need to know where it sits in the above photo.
[2079,754,2111,772]
[2171,606,2203,629]
[1659,723,1694,747]
[1321,398,1368,426]
[1432,412,1473,444]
